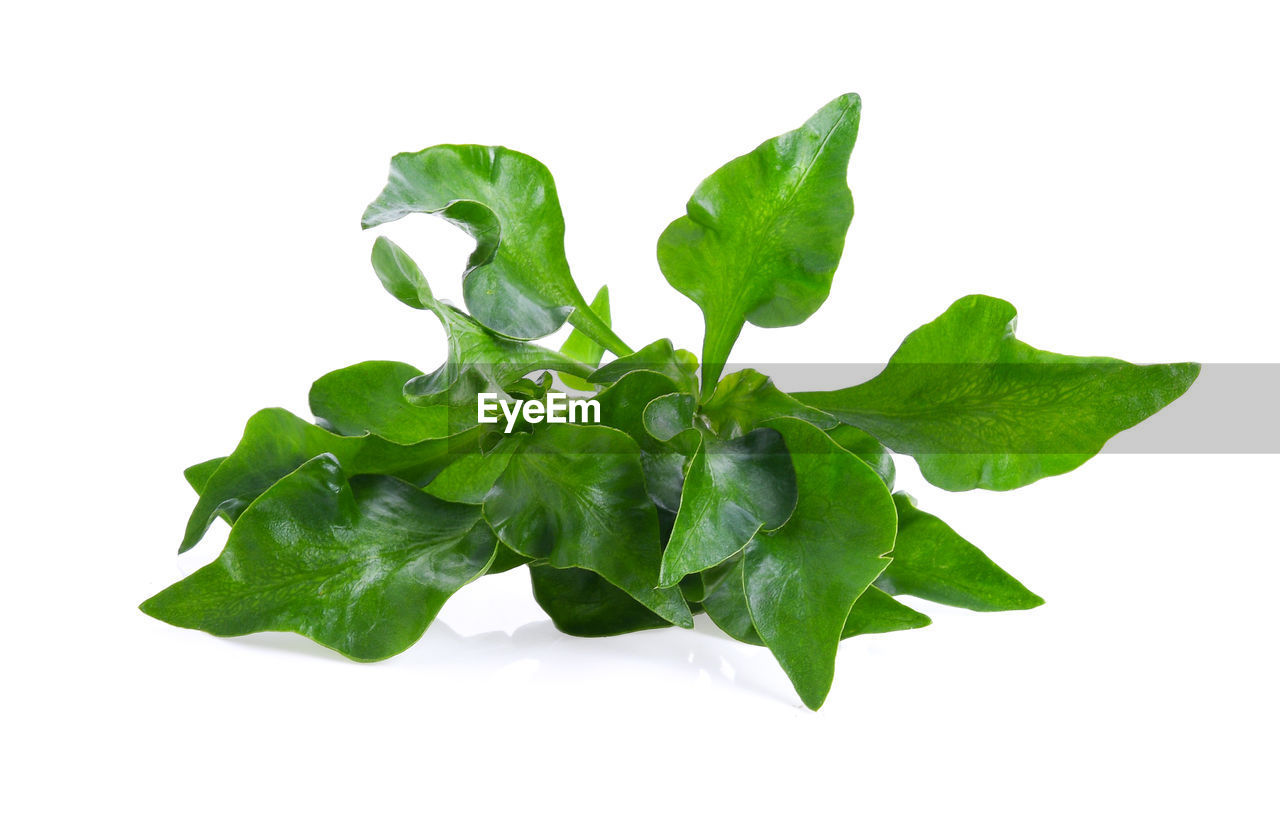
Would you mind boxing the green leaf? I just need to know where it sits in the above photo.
[659,429,797,587]
[700,558,764,646]
[641,392,697,444]
[367,239,594,431]
[825,424,896,489]
[362,145,630,355]
[877,493,1043,611]
[702,368,836,437]
[530,566,673,637]
[423,435,519,504]
[744,417,896,709]
[144,455,497,661]
[657,94,861,393]
[179,408,477,553]
[183,456,232,526]
[593,370,692,512]
[483,424,693,628]
[558,286,611,392]
[309,360,448,444]
[588,338,699,396]
[703,557,928,646]
[839,586,932,638]
[369,229,435,310]
[488,542,532,575]
[797,295,1200,491]
[183,457,225,494]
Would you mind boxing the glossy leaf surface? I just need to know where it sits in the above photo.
[703,558,928,646]
[362,145,628,354]
[179,408,476,553]
[530,566,673,637]
[145,455,496,660]
[744,417,897,709]
[702,368,835,437]
[797,295,1199,491]
[588,338,699,396]
[659,429,797,587]
[483,424,693,628]
[877,493,1043,611]
[423,436,518,504]
[309,360,448,444]
[657,94,861,392]
[367,239,593,430]
[592,370,692,512]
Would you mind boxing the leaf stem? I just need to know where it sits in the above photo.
[568,307,633,358]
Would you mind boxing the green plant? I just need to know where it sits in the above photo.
[142,93,1198,709]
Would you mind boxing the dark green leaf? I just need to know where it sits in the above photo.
[797,295,1200,491]
[657,94,861,393]
[839,586,932,637]
[703,557,928,646]
[309,360,448,444]
[744,417,897,709]
[700,558,763,646]
[877,492,1043,611]
[642,392,697,444]
[488,542,533,575]
[593,370,692,512]
[362,145,629,354]
[530,566,673,637]
[559,286,611,392]
[144,455,497,660]
[483,424,693,628]
[180,408,477,553]
[659,429,797,587]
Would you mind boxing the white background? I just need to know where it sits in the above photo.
[3,1,1278,813]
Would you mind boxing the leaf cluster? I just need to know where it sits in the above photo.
[143,94,1198,709]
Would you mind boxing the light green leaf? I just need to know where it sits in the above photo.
[876,493,1043,611]
[309,360,448,444]
[144,455,497,661]
[179,407,477,553]
[744,417,897,709]
[362,145,629,354]
[657,94,861,393]
[369,230,435,310]
[659,429,797,587]
[183,457,225,494]
[797,295,1200,490]
[559,286,611,392]
[423,435,519,504]
[825,424,896,489]
[483,424,693,628]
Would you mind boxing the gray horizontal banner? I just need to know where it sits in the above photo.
[428,363,1279,454]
